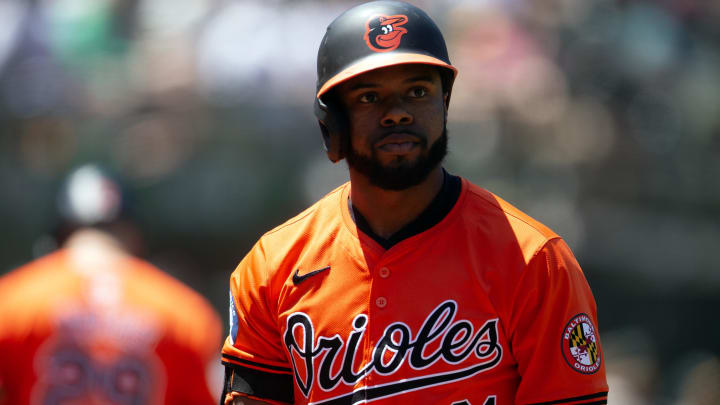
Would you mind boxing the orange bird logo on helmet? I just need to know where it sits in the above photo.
[364,14,408,52]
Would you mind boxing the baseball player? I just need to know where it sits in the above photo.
[0,164,223,405]
[221,1,608,404]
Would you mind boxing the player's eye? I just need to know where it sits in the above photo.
[408,87,428,98]
[359,93,378,103]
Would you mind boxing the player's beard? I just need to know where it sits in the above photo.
[344,126,448,191]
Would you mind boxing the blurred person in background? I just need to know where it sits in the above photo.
[0,164,222,405]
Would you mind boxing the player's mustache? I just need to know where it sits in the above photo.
[373,128,428,146]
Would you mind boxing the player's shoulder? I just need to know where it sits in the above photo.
[0,251,83,335]
[464,180,557,238]
[128,257,219,317]
[260,182,347,243]
[0,250,72,303]
[123,257,222,346]
[231,184,348,295]
[460,179,560,260]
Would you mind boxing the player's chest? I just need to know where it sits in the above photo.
[276,251,517,403]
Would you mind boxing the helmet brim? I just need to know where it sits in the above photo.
[316,52,457,99]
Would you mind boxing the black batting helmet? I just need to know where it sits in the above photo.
[314,0,457,163]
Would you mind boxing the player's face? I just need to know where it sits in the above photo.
[336,64,448,190]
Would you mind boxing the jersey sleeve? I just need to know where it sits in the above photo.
[508,238,608,405]
[220,240,294,404]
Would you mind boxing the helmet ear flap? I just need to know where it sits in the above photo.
[438,67,455,109]
[314,96,345,163]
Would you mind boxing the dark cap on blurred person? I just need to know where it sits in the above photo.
[53,164,143,255]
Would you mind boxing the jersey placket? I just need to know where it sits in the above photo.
[361,244,412,402]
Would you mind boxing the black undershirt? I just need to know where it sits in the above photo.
[351,170,462,250]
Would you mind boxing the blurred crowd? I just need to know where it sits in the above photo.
[0,0,718,403]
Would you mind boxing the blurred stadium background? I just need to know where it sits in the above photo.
[0,0,718,403]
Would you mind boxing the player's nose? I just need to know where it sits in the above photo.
[380,104,413,127]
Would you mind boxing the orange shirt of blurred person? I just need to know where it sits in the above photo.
[0,229,223,405]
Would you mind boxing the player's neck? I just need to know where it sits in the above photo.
[64,228,130,276]
[348,166,444,240]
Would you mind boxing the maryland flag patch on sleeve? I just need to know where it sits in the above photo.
[562,313,602,374]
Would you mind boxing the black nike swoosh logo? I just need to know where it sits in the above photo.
[292,266,330,285]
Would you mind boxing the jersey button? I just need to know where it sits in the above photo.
[376,297,387,308]
[379,267,390,278]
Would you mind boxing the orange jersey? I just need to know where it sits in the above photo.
[221,179,608,404]
[0,247,222,405]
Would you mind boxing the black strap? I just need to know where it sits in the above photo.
[219,366,231,405]
[222,362,294,404]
